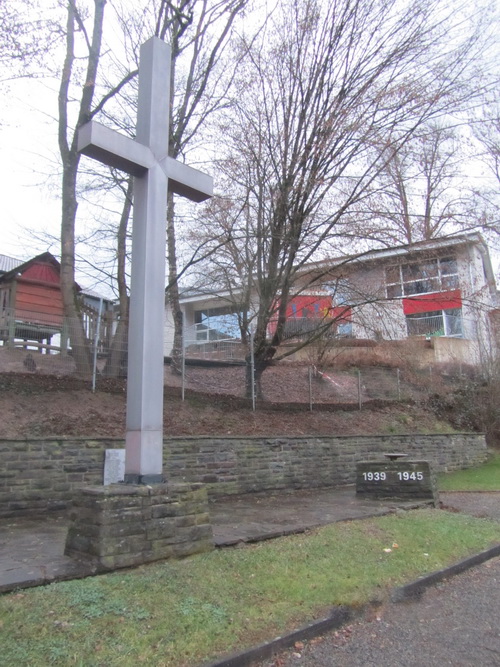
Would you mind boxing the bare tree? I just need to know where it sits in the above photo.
[336,123,477,248]
[0,0,58,79]
[472,100,500,237]
[153,0,248,374]
[59,0,108,376]
[199,0,489,396]
[53,0,248,378]
[102,176,133,377]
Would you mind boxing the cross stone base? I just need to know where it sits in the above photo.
[64,483,213,569]
[123,474,165,485]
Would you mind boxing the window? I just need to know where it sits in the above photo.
[386,256,459,298]
[194,306,243,341]
[406,308,463,338]
[337,321,353,337]
[0,288,9,313]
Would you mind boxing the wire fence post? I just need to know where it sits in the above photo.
[181,328,186,402]
[308,365,313,412]
[91,297,103,393]
[357,369,362,410]
[397,367,401,401]
[250,329,256,412]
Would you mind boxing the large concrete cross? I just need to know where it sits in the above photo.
[78,37,213,484]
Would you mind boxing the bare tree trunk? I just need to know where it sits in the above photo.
[166,192,184,374]
[58,0,106,378]
[160,0,247,373]
[60,157,92,376]
[104,177,132,377]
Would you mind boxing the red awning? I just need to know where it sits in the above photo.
[402,289,462,315]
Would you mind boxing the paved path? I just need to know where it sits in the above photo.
[1,490,498,595]
[0,487,422,593]
[209,487,422,545]
[440,491,500,521]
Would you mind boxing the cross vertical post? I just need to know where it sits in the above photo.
[77,38,213,483]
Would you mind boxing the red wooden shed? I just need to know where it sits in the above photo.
[0,252,74,350]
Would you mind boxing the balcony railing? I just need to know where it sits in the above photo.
[406,313,463,338]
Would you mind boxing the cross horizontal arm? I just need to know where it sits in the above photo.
[78,122,154,176]
[162,157,213,202]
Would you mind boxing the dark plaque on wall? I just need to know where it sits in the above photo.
[356,457,437,504]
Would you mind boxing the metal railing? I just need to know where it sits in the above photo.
[183,323,244,361]
[406,313,463,338]
[0,306,116,355]
[279,317,353,340]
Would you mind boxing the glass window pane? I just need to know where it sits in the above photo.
[387,284,402,298]
[337,322,353,336]
[402,260,438,281]
[385,266,401,284]
[441,274,459,290]
[444,308,463,336]
[440,256,457,275]
[402,263,420,281]
[421,261,439,277]
[403,278,439,295]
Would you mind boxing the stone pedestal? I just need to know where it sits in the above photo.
[356,460,438,504]
[65,482,213,569]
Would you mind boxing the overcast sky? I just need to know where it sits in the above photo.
[1,0,498,288]
[1,76,61,260]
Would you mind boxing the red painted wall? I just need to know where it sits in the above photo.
[268,295,352,337]
[15,282,64,325]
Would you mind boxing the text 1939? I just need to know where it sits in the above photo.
[362,472,386,481]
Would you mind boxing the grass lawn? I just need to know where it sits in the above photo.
[1,509,500,666]
[439,451,500,491]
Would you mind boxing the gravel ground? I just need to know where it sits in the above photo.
[259,556,500,667]
[440,492,500,521]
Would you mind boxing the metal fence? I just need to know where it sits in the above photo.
[0,306,123,390]
[172,359,474,411]
[0,306,477,408]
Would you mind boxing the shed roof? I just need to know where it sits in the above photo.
[0,254,22,274]
[0,252,63,285]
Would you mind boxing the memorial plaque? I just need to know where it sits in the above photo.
[104,449,125,485]
[356,459,438,503]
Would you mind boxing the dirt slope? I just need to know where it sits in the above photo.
[0,348,452,439]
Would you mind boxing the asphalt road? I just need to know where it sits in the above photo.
[259,555,500,667]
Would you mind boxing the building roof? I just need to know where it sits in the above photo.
[179,233,497,307]
[0,254,22,274]
[0,252,62,285]
[300,233,497,291]
[307,232,490,273]
[0,251,113,302]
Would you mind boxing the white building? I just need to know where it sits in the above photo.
[164,233,499,366]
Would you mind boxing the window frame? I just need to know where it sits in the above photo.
[386,256,459,299]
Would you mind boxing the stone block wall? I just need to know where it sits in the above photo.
[0,433,487,517]
[0,438,122,517]
[65,483,213,569]
[168,433,487,496]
